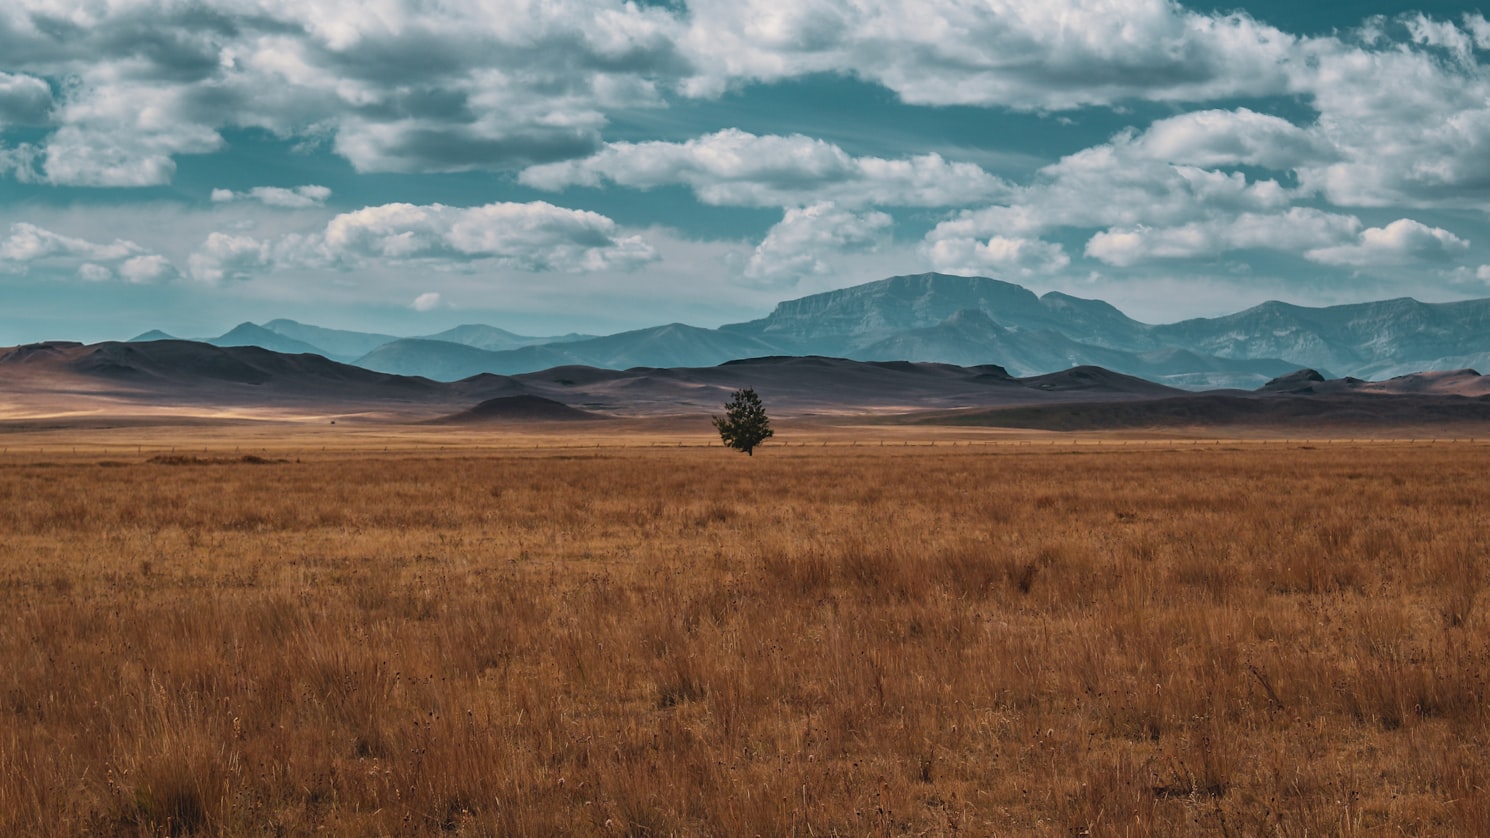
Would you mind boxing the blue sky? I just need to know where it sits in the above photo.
[3,0,1490,343]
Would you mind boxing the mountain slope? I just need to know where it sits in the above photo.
[261,319,398,360]
[722,272,1060,354]
[358,324,782,381]
[432,395,605,423]
[129,329,178,342]
[1151,297,1490,377]
[420,324,593,352]
[208,323,329,358]
[355,338,521,381]
[852,308,1294,388]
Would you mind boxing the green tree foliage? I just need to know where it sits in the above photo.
[713,387,774,456]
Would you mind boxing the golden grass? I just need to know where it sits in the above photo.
[2,435,1489,834]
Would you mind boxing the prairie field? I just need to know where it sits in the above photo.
[2,428,1489,835]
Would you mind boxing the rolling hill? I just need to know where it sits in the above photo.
[6,339,1490,431]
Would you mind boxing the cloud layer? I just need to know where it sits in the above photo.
[4,1,1490,335]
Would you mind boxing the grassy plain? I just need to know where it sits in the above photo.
[2,423,1489,835]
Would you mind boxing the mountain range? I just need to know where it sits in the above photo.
[127,273,1490,390]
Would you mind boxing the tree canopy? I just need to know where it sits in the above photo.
[713,388,773,456]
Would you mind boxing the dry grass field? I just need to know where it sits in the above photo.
[2,428,1489,835]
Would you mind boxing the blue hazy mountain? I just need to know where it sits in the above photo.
[121,273,1490,389]
[356,323,780,379]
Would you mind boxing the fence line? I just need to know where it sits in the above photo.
[0,436,1485,459]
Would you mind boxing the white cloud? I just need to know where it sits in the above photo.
[1444,263,1490,288]
[77,263,114,282]
[1135,108,1334,170]
[925,235,1070,277]
[188,232,274,283]
[522,128,1007,208]
[1406,13,1477,60]
[0,223,136,264]
[314,201,657,271]
[1305,219,1470,267]
[188,200,657,281]
[0,72,52,127]
[680,0,1298,107]
[411,292,443,312]
[1084,209,1364,266]
[211,185,332,208]
[927,117,1298,247]
[118,254,179,284]
[1468,14,1490,50]
[745,202,892,281]
[0,143,42,182]
[37,81,225,186]
[0,222,177,281]
[1288,23,1490,209]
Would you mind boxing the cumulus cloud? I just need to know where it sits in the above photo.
[0,73,52,127]
[0,222,177,282]
[37,81,225,186]
[211,185,332,208]
[188,200,657,282]
[1444,263,1490,288]
[117,254,179,284]
[1406,13,1478,60]
[1468,14,1490,51]
[1084,209,1365,266]
[680,0,1298,107]
[926,115,1298,252]
[411,292,443,311]
[1135,108,1335,170]
[188,232,275,284]
[745,202,892,281]
[0,143,41,182]
[314,202,657,271]
[925,235,1070,277]
[1288,20,1490,209]
[522,129,1008,207]
[1305,218,1470,267]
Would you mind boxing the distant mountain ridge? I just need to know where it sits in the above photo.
[120,273,1490,390]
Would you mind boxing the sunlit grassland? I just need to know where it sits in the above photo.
[2,432,1489,835]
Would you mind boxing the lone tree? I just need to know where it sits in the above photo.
[713,387,774,456]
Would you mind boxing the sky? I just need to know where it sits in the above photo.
[4,0,1490,343]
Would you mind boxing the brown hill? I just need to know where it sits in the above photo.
[11,338,1488,428]
[432,395,605,424]
[909,393,1490,431]
[1019,365,1179,395]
